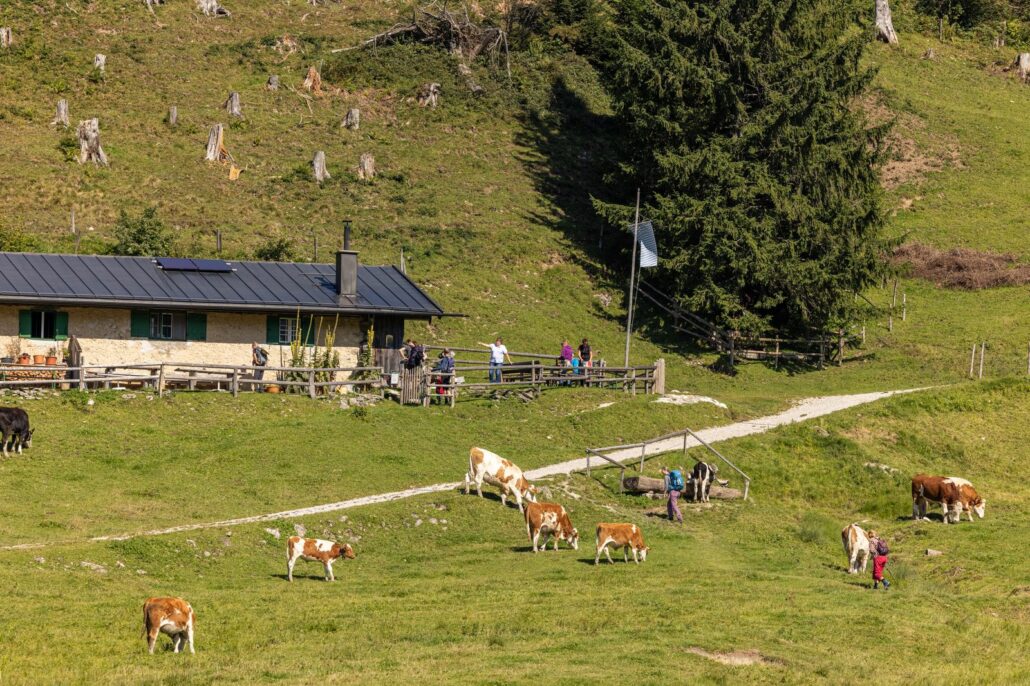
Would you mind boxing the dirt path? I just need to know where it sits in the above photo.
[2,388,923,550]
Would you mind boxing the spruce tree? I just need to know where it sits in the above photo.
[590,0,890,335]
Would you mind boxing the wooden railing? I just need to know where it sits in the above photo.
[583,427,751,499]
[0,363,383,399]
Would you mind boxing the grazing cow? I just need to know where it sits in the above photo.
[525,501,579,552]
[911,474,986,524]
[0,407,32,458]
[594,523,648,565]
[841,523,871,574]
[689,461,718,503]
[143,596,195,654]
[286,535,355,582]
[464,447,537,513]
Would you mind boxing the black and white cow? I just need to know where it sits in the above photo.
[0,407,33,458]
[689,461,717,503]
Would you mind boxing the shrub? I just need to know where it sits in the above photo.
[254,237,297,262]
[111,207,172,256]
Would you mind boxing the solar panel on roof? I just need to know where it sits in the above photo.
[156,257,196,271]
[191,259,233,273]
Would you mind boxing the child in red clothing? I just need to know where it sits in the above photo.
[871,534,891,590]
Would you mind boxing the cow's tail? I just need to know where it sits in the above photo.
[142,603,151,639]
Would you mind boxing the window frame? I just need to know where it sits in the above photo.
[19,309,68,341]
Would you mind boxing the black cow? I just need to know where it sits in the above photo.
[0,407,33,457]
[689,461,718,503]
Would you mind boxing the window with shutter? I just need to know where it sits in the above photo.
[266,316,281,345]
[18,310,32,338]
[130,310,151,338]
[186,313,207,341]
[54,312,69,340]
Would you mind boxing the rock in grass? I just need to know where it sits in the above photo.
[80,561,107,573]
[926,548,944,557]
[294,523,306,537]
[265,527,281,539]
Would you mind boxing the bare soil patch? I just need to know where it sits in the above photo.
[859,97,962,191]
[686,647,781,666]
[893,243,1030,289]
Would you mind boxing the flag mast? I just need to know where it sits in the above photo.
[623,188,641,368]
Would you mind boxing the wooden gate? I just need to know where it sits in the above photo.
[399,365,426,405]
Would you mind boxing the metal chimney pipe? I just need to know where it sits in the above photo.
[343,219,352,251]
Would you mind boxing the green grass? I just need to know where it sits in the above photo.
[0,381,1027,683]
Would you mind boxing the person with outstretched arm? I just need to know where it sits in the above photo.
[661,466,685,524]
[478,337,511,383]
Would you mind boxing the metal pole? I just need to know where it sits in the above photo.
[623,188,641,368]
[639,444,646,472]
[978,341,985,379]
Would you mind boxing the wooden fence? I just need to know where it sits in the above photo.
[583,427,751,499]
[0,362,382,398]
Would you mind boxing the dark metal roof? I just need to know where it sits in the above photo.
[0,252,445,318]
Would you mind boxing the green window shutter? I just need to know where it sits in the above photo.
[186,312,207,341]
[18,310,32,338]
[54,312,69,340]
[301,315,313,345]
[130,310,150,338]
[266,316,280,344]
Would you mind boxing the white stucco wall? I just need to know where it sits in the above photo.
[0,306,362,368]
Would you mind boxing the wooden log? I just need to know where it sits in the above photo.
[456,62,484,95]
[204,123,230,162]
[52,99,70,128]
[167,105,177,127]
[922,48,936,60]
[224,91,242,117]
[77,118,109,166]
[0,27,12,49]
[622,475,743,500]
[266,74,280,91]
[875,0,899,44]
[342,107,360,130]
[197,0,230,16]
[416,82,440,108]
[94,54,106,72]
[357,152,375,181]
[303,65,322,95]
[312,150,330,182]
[1016,53,1030,82]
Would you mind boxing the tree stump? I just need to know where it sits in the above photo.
[875,0,899,45]
[94,54,107,72]
[357,153,375,181]
[303,66,322,95]
[224,91,242,118]
[167,105,178,127]
[1016,53,1030,82]
[197,0,230,16]
[0,27,12,49]
[342,108,360,130]
[52,99,70,128]
[417,82,441,108]
[456,63,484,95]
[266,74,280,90]
[312,151,331,183]
[77,118,109,166]
[204,123,231,162]
[922,48,936,60]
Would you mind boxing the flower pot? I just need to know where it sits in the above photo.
[0,357,12,364]
[18,354,31,365]
[265,384,281,394]
[33,355,46,365]
[45,356,58,366]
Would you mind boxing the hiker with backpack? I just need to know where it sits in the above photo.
[404,340,425,370]
[661,466,685,524]
[870,532,891,590]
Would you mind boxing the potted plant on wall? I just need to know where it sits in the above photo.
[46,346,59,366]
[2,338,18,365]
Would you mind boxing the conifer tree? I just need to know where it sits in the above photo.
[590,0,890,335]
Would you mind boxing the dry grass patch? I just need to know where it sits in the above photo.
[686,647,782,666]
[893,243,1030,289]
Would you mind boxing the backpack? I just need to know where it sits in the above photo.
[876,539,889,556]
[408,346,425,367]
[668,470,685,492]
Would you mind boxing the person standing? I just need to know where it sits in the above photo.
[661,466,685,524]
[578,338,592,368]
[560,339,574,366]
[479,337,511,383]
[870,533,890,590]
[251,342,269,382]
[433,348,455,400]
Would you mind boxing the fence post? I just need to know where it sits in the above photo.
[654,358,665,395]
[743,478,750,501]
[231,367,239,398]
[619,466,625,494]
[157,364,165,398]
[308,369,316,399]
[969,343,976,379]
[837,329,844,366]
[978,341,985,379]
[586,452,591,478]
[902,292,907,321]
[639,444,646,472]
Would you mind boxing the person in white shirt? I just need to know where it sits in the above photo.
[478,337,511,383]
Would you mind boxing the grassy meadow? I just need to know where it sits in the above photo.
[0,381,1027,683]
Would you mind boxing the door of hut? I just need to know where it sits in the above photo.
[373,316,404,375]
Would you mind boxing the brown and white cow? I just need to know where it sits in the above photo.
[594,522,648,565]
[286,536,355,582]
[525,501,579,552]
[464,447,537,513]
[841,523,871,574]
[143,596,195,654]
[911,474,986,524]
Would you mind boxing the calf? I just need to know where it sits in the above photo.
[525,501,579,552]
[841,523,871,574]
[594,523,648,565]
[689,461,718,503]
[464,447,538,513]
[0,407,32,458]
[143,596,195,654]
[952,480,986,522]
[286,535,355,582]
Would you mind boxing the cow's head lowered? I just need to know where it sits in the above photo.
[518,478,538,503]
[335,543,356,560]
[566,526,579,550]
[970,497,986,519]
[23,428,33,450]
